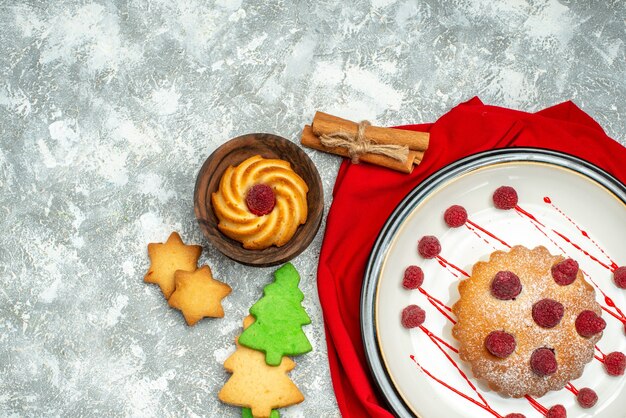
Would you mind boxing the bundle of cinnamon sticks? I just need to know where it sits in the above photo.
[301,111,429,173]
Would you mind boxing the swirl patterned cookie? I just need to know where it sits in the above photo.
[212,155,309,250]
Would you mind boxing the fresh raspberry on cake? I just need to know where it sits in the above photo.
[604,351,626,376]
[546,405,566,418]
[484,331,516,358]
[490,271,522,300]
[576,387,598,408]
[245,184,276,216]
[504,414,526,418]
[402,266,424,290]
[613,266,626,289]
[492,186,518,210]
[551,258,579,285]
[417,235,441,259]
[401,305,425,329]
[532,298,564,328]
[575,310,606,337]
[444,205,468,228]
[530,347,558,376]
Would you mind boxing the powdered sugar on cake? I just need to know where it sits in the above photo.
[452,245,602,398]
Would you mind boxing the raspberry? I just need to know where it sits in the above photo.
[402,266,424,290]
[490,271,522,300]
[401,305,425,329]
[530,347,558,376]
[493,186,518,210]
[551,258,579,285]
[575,310,606,338]
[604,351,626,376]
[613,266,626,289]
[532,298,564,328]
[485,331,516,358]
[417,235,441,259]
[504,414,525,418]
[546,405,566,418]
[444,205,468,228]
[245,184,276,216]
[576,387,598,408]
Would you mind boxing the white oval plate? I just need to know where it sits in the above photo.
[362,149,626,418]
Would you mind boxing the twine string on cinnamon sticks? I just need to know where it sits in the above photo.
[318,120,410,163]
[301,111,430,174]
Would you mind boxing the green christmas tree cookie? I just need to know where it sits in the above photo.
[242,408,279,418]
[239,263,312,366]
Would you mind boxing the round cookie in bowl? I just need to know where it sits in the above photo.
[212,155,308,249]
[194,133,323,267]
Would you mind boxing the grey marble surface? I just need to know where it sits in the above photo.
[1,1,625,417]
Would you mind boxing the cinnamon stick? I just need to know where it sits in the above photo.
[301,125,418,174]
[312,111,429,151]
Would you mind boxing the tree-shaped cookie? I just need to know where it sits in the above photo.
[144,232,202,298]
[219,316,304,418]
[238,263,312,366]
[167,265,232,325]
[242,408,279,418]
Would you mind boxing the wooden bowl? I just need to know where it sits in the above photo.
[194,133,324,267]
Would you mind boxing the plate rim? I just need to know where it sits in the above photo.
[360,147,626,418]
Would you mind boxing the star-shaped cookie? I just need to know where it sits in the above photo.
[144,232,202,299]
[168,265,232,325]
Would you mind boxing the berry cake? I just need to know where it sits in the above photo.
[452,245,604,398]
[211,155,309,250]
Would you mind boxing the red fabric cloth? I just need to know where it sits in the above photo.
[316,97,626,418]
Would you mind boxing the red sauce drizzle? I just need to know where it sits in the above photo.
[436,256,470,278]
[595,345,606,363]
[466,219,512,249]
[603,295,626,323]
[512,202,625,323]
[420,325,459,354]
[518,199,616,272]
[552,229,614,272]
[437,258,460,278]
[420,325,458,353]
[410,326,503,418]
[515,205,545,227]
[565,382,579,396]
[418,287,452,312]
[409,355,503,418]
[465,222,497,250]
[582,271,626,324]
[544,196,618,270]
[514,210,568,254]
[524,395,548,415]
[418,287,456,324]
